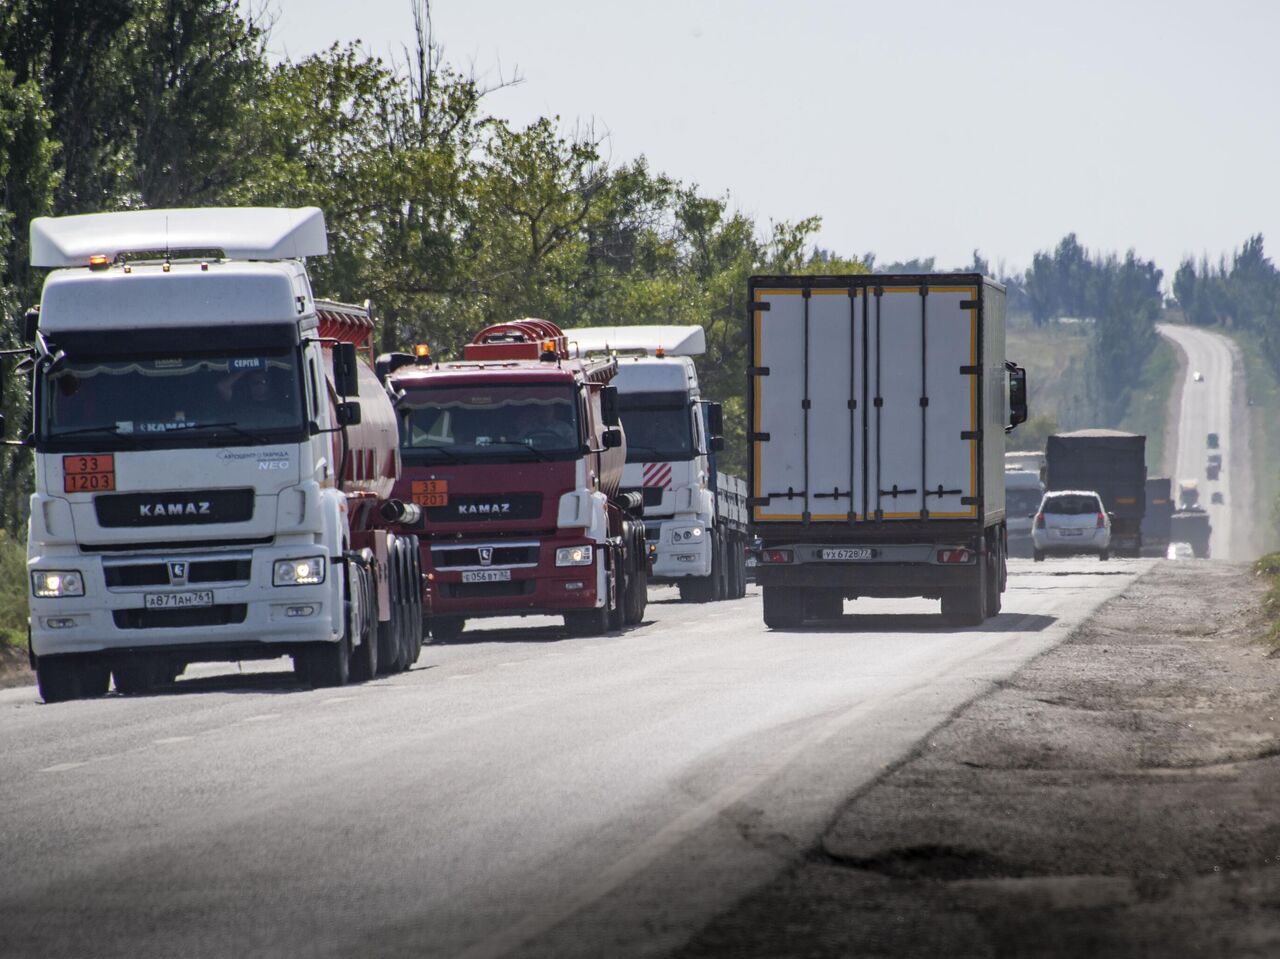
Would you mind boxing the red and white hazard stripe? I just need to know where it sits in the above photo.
[642,462,673,489]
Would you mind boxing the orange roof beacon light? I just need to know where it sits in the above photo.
[655,345,665,358]
[414,343,431,364]
[87,254,110,271]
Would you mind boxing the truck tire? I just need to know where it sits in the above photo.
[431,616,465,642]
[37,654,110,703]
[624,529,648,626]
[610,543,627,631]
[1033,549,1045,562]
[679,536,720,604]
[112,656,170,696]
[735,539,748,598]
[565,603,609,637]
[984,548,1001,617]
[806,588,843,621]
[404,538,424,666]
[762,586,805,629]
[349,563,379,683]
[304,632,351,688]
[378,537,406,673]
[942,564,986,627]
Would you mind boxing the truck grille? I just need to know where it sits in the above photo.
[432,545,538,569]
[112,605,248,630]
[105,559,252,588]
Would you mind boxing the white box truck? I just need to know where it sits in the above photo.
[566,325,749,602]
[748,274,1027,627]
[8,207,425,701]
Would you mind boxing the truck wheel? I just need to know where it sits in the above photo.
[806,589,843,621]
[305,632,351,688]
[625,539,648,626]
[735,540,748,598]
[942,565,986,627]
[349,565,379,683]
[112,656,168,696]
[378,538,406,673]
[1032,549,1045,562]
[762,586,805,629]
[431,616,465,642]
[565,605,609,637]
[984,550,1001,616]
[610,545,627,631]
[405,539,424,666]
[398,543,419,669]
[1098,549,1110,562]
[37,655,109,703]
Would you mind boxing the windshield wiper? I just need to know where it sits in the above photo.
[413,445,460,462]
[478,441,554,462]
[160,421,272,443]
[49,423,143,447]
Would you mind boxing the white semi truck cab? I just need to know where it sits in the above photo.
[10,207,423,702]
[567,325,748,603]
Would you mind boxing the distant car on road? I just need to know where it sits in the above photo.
[1193,371,1204,382]
[1207,453,1222,481]
[1211,491,1224,505]
[1168,541,1195,560]
[1207,432,1219,449]
[1032,490,1112,562]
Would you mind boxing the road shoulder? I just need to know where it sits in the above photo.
[679,561,1280,958]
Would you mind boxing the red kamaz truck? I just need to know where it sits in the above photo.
[379,320,647,639]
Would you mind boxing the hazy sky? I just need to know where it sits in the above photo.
[254,0,1280,284]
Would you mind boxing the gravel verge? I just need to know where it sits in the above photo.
[680,561,1280,958]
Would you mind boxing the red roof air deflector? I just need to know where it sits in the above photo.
[316,300,376,354]
[464,319,568,361]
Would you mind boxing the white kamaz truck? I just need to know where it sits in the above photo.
[566,325,748,602]
[9,207,424,702]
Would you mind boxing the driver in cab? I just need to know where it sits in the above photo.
[510,401,576,448]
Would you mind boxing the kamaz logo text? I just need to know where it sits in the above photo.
[456,503,511,516]
[139,502,212,517]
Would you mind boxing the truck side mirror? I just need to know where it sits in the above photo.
[602,427,623,449]
[336,400,362,426]
[1006,362,1027,432]
[333,342,359,397]
[601,386,620,427]
[710,436,725,452]
[21,307,38,344]
[706,402,723,437]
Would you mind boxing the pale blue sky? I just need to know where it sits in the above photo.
[254,0,1280,284]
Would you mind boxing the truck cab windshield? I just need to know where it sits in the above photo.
[40,351,306,451]
[399,384,580,463]
[618,392,694,463]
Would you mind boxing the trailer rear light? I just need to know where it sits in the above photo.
[761,549,793,564]
[1096,512,1107,528]
[937,548,973,564]
[1035,513,1046,529]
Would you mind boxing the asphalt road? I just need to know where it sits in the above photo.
[1,560,1147,959]
[1158,323,1249,559]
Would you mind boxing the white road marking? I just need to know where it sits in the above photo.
[498,662,519,668]
[153,736,192,745]
[240,713,280,723]
[40,761,88,773]
[449,674,475,680]
[321,697,355,705]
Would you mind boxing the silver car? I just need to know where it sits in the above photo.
[1032,490,1111,562]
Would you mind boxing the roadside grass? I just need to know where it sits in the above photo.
[1007,319,1093,432]
[1118,335,1178,475]
[0,531,27,649]
[1229,329,1280,555]
[1254,552,1280,647]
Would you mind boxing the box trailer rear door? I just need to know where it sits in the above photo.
[750,277,982,525]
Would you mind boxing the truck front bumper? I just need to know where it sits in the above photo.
[28,547,339,659]
[423,539,602,619]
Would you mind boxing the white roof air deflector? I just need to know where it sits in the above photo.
[569,325,706,357]
[30,207,328,267]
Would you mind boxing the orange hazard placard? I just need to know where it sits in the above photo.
[411,479,448,507]
[63,454,116,493]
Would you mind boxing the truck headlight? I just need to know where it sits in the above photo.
[670,526,704,543]
[555,545,594,566]
[31,570,85,598]
[273,557,326,586]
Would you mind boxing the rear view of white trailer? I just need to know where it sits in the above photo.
[748,274,1026,627]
